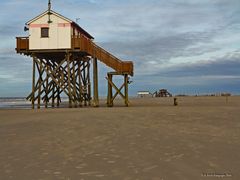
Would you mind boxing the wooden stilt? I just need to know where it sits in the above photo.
[124,74,129,107]
[67,52,72,108]
[83,61,87,106]
[78,61,83,107]
[32,62,47,103]
[107,73,113,107]
[45,64,49,108]
[72,61,77,107]
[52,84,55,107]
[37,62,42,109]
[32,56,36,109]
[87,61,91,106]
[93,58,99,107]
[57,87,60,107]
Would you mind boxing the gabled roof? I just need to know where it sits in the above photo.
[26,10,94,39]
[26,10,72,25]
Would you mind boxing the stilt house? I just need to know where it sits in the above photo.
[16,2,133,108]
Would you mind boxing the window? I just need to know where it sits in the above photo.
[41,27,49,38]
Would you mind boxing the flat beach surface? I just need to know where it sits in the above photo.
[0,96,239,180]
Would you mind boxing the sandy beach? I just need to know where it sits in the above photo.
[0,96,239,180]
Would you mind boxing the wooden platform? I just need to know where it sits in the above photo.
[16,35,134,76]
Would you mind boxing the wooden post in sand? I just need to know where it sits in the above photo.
[93,57,99,107]
[107,73,113,107]
[174,97,178,106]
[124,74,129,107]
[31,56,36,109]
[67,52,72,108]
[45,64,49,108]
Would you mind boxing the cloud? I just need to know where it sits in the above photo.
[99,31,216,67]
[0,0,240,96]
[0,51,31,83]
[155,53,240,77]
[131,53,240,95]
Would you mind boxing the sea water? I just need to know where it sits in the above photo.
[0,97,31,109]
[0,97,72,109]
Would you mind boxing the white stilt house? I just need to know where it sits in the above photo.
[16,1,133,109]
[26,10,93,50]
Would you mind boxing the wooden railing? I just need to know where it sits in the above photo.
[72,35,134,76]
[16,37,29,52]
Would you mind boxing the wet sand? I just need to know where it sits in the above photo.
[0,96,239,180]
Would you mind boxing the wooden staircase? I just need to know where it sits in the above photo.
[72,35,134,76]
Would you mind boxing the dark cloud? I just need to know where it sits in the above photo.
[131,54,240,95]
[98,30,217,71]
[0,0,240,96]
[154,54,240,78]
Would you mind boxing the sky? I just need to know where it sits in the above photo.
[0,0,240,97]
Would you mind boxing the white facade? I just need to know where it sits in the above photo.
[28,11,72,50]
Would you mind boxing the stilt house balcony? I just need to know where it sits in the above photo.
[16,37,29,52]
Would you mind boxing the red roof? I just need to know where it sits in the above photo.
[72,22,94,39]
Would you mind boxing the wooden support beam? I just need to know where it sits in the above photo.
[87,61,91,106]
[41,82,54,101]
[112,83,125,101]
[32,56,36,109]
[82,61,87,106]
[93,58,99,107]
[36,63,47,96]
[124,74,129,107]
[37,61,42,109]
[27,70,47,101]
[45,65,49,108]
[52,84,55,107]
[72,61,77,107]
[57,87,60,107]
[107,73,113,107]
[34,61,49,108]
[78,61,83,107]
[67,52,72,108]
